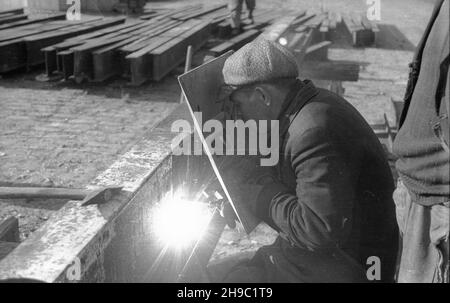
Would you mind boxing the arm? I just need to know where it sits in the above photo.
[254,127,356,250]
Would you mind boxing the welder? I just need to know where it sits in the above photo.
[208,38,399,283]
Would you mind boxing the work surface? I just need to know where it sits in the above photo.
[0,0,435,263]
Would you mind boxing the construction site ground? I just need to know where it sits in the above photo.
[0,0,435,263]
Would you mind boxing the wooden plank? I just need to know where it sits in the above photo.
[360,15,373,30]
[0,8,25,16]
[149,22,212,83]
[328,11,337,30]
[142,4,202,21]
[300,60,360,81]
[88,19,184,80]
[0,217,19,243]
[291,28,314,63]
[175,4,227,21]
[125,20,206,85]
[24,18,126,68]
[68,17,168,82]
[126,36,180,85]
[292,14,315,28]
[73,34,130,83]
[209,29,260,56]
[350,12,365,30]
[342,13,358,33]
[262,13,303,41]
[58,50,75,80]
[0,14,27,25]
[342,13,359,45]
[44,40,84,76]
[304,40,332,61]
[0,20,94,43]
[44,48,58,76]
[169,5,204,20]
[92,36,143,82]
[0,35,37,73]
[0,13,66,30]
[0,187,89,200]
[90,19,185,82]
[341,13,376,46]
[288,25,313,47]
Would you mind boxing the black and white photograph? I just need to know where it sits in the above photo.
[0,0,448,290]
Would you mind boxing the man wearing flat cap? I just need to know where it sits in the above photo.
[209,38,399,283]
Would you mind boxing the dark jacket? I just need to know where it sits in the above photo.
[254,80,399,282]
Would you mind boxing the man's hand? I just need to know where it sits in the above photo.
[209,156,279,229]
[218,183,268,229]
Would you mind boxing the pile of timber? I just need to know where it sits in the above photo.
[141,3,229,25]
[0,8,27,26]
[0,4,364,86]
[208,10,334,61]
[113,0,146,14]
[0,17,126,73]
[42,18,212,85]
[37,4,230,85]
[0,9,67,31]
[342,12,379,46]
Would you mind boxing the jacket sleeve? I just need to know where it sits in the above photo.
[255,127,356,250]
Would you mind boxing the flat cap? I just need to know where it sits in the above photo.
[223,37,299,86]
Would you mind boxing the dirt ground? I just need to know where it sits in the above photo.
[0,70,180,239]
[0,0,436,261]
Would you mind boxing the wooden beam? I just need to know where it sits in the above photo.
[25,18,124,68]
[42,21,153,76]
[0,217,19,243]
[343,13,375,46]
[0,8,25,16]
[300,60,360,81]
[0,19,118,73]
[59,50,75,80]
[175,4,227,21]
[262,13,303,41]
[92,21,181,82]
[73,19,179,82]
[126,20,208,85]
[304,40,332,61]
[73,34,131,83]
[0,14,27,25]
[209,29,260,56]
[0,13,66,30]
[0,187,89,200]
[92,36,143,82]
[149,22,212,83]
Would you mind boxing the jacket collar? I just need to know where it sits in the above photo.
[278,79,319,138]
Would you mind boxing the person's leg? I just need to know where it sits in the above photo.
[394,179,450,282]
[209,237,366,283]
[244,0,256,24]
[229,0,243,30]
[429,203,449,282]
[207,253,265,283]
